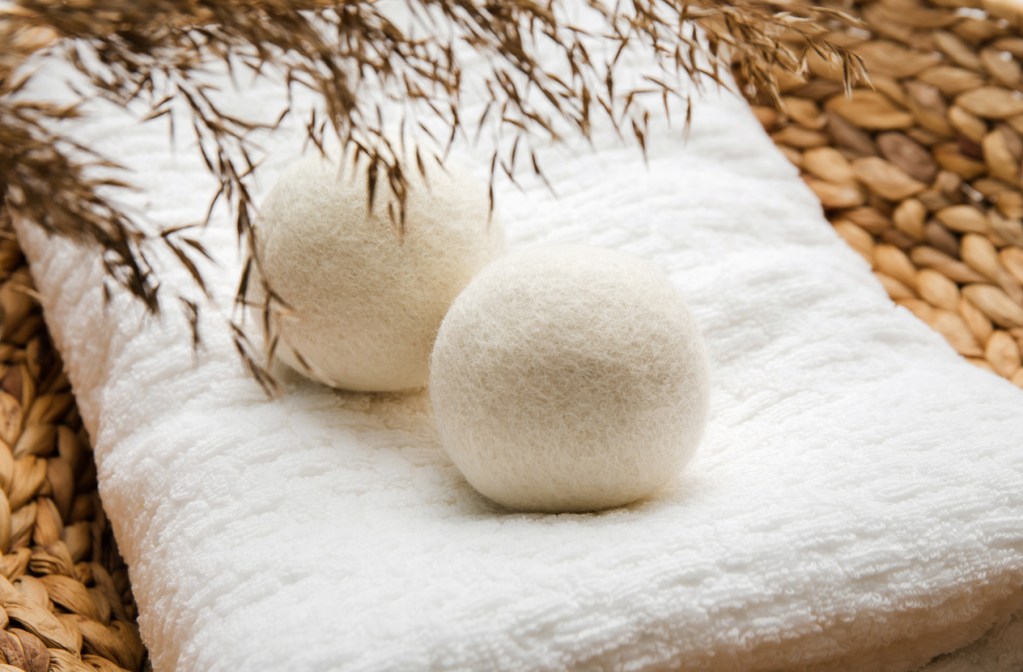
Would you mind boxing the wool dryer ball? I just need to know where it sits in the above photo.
[430,245,710,512]
[254,151,504,391]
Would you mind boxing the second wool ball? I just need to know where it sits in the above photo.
[255,151,504,391]
[430,245,710,513]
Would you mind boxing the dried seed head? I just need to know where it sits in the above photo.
[2,0,862,393]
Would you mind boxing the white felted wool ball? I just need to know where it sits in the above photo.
[430,245,710,512]
[255,151,504,391]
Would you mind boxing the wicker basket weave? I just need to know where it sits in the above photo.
[0,1,1021,671]
[743,0,1023,386]
[0,212,144,672]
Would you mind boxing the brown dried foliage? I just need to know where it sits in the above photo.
[0,0,861,392]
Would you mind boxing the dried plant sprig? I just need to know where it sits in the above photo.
[0,1,864,393]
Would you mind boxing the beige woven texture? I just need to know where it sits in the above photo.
[749,0,1023,386]
[0,211,144,672]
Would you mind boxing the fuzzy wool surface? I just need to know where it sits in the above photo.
[256,152,503,391]
[14,24,1023,672]
[431,245,709,512]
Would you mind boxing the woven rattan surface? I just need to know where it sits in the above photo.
[0,1,1021,671]
[0,211,144,672]
[746,0,1023,386]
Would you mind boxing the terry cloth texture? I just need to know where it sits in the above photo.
[12,15,1023,672]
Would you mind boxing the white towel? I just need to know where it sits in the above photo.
[13,26,1023,672]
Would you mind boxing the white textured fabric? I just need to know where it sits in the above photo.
[13,30,1023,672]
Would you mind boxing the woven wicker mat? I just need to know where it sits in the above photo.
[742,0,1023,386]
[0,1,1022,671]
[0,207,144,672]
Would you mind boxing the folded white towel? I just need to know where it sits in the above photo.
[13,23,1023,672]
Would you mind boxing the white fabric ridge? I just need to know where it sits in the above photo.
[12,24,1023,672]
